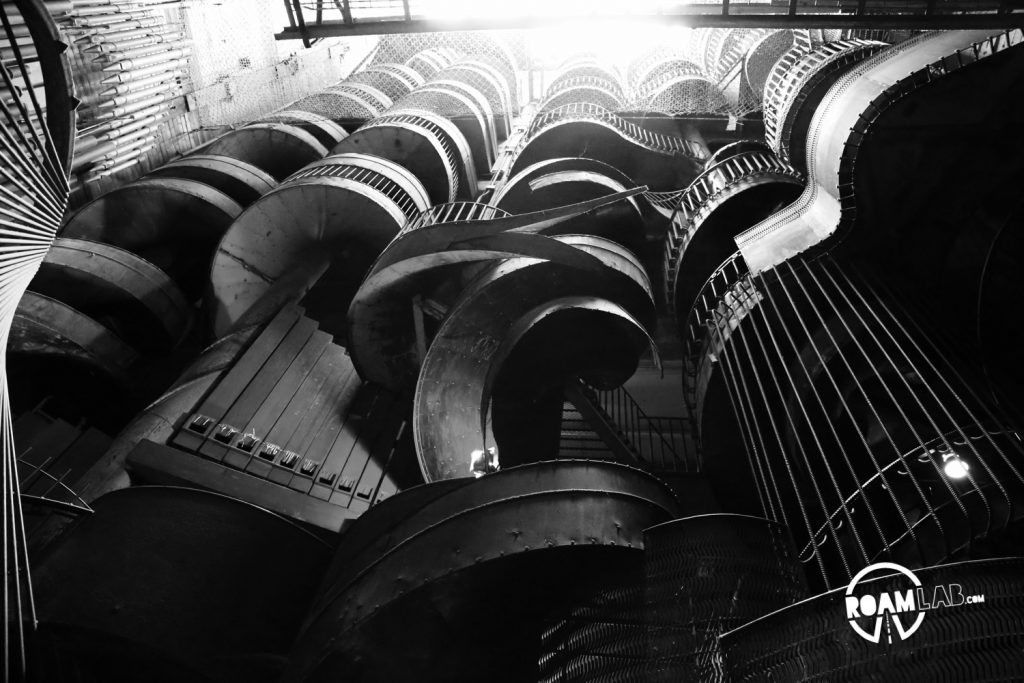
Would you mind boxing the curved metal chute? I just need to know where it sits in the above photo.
[439,60,514,139]
[664,149,803,324]
[510,104,707,192]
[34,486,331,683]
[291,89,384,123]
[405,47,458,80]
[283,151,432,215]
[361,187,646,277]
[762,39,888,169]
[258,109,350,149]
[550,58,626,99]
[10,291,138,377]
[208,168,423,337]
[282,460,680,683]
[388,82,494,176]
[61,177,242,300]
[413,235,656,482]
[145,154,277,207]
[326,81,394,114]
[420,79,499,168]
[349,231,612,392]
[331,111,467,203]
[703,139,772,168]
[494,157,639,208]
[643,73,727,115]
[741,30,809,104]
[538,80,624,114]
[739,30,1018,273]
[493,157,646,248]
[346,192,644,391]
[203,122,329,181]
[346,65,422,101]
[32,238,192,351]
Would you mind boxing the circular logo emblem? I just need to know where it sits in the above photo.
[845,562,925,644]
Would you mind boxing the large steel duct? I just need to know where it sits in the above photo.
[31,486,332,683]
[281,460,682,683]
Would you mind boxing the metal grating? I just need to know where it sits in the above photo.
[644,515,809,683]
[404,200,508,232]
[285,160,423,221]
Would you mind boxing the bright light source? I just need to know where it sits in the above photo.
[428,0,681,22]
[942,452,970,480]
[470,446,499,477]
[523,22,691,73]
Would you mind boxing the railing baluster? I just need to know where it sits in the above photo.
[582,378,693,472]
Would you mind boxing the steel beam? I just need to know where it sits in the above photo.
[276,13,1024,42]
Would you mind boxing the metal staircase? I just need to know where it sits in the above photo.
[518,102,708,160]
[561,378,698,474]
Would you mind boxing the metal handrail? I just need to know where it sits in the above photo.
[517,101,707,160]
[579,379,698,473]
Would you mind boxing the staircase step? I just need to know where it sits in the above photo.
[559,448,615,459]
[560,439,609,451]
[560,427,602,437]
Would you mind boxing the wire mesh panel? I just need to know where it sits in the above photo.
[644,514,809,683]
[722,558,1024,682]
[539,581,648,683]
